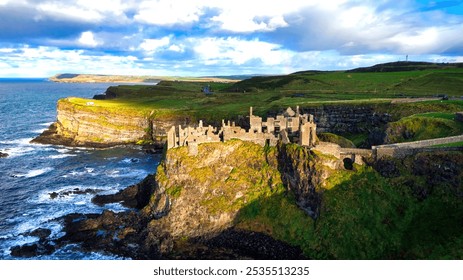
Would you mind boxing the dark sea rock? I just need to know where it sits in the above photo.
[197,228,305,260]
[28,228,52,241]
[10,244,54,258]
[92,175,155,209]
[49,188,100,199]
[56,211,163,259]
[10,228,55,258]
[30,123,74,146]
[12,173,305,260]
[0,152,8,158]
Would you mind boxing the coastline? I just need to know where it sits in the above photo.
[49,74,240,84]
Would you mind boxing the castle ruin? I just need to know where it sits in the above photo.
[167,106,317,155]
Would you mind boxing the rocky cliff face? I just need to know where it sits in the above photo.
[57,99,149,145]
[147,140,285,238]
[140,140,343,249]
[277,144,340,218]
[33,98,186,147]
[26,140,323,259]
[34,96,391,148]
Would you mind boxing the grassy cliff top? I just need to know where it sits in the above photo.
[60,63,463,121]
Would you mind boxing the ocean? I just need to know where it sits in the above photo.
[0,79,160,259]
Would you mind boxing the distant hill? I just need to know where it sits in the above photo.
[347,61,463,73]
[224,61,463,97]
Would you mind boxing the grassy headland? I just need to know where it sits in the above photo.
[61,62,463,123]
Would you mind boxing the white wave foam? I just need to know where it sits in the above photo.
[0,137,34,145]
[12,167,54,178]
[0,137,40,158]
[39,122,53,127]
[4,146,35,158]
[121,158,140,164]
[56,148,70,154]
[49,154,77,159]
[32,129,45,134]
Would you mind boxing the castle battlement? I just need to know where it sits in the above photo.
[167,106,317,155]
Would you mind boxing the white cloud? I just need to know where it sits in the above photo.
[0,48,15,53]
[78,31,100,47]
[131,0,309,31]
[168,44,184,52]
[139,36,171,53]
[1,44,463,78]
[383,25,463,54]
[209,0,305,32]
[192,37,292,65]
[0,45,145,77]
[36,2,105,22]
[1,0,463,77]
[32,0,133,24]
[134,0,204,25]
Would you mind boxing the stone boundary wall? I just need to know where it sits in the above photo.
[374,146,463,158]
[374,135,463,149]
[373,135,463,158]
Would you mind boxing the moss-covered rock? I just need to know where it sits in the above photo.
[147,140,286,238]
[384,115,463,144]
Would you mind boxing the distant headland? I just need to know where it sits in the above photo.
[49,73,241,84]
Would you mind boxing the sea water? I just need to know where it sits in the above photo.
[0,79,160,259]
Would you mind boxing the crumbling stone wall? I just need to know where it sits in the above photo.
[167,106,318,154]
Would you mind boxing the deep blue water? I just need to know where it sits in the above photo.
[0,79,160,259]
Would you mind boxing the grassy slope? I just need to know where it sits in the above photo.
[64,66,463,124]
[385,112,463,143]
[235,149,463,259]
[228,67,463,97]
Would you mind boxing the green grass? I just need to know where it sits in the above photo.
[236,149,463,259]
[341,133,369,147]
[61,66,463,125]
[413,112,457,120]
[385,113,463,143]
[227,68,463,97]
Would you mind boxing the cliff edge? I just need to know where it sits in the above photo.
[32,97,184,148]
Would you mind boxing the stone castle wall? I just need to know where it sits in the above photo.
[167,106,317,155]
[166,105,463,161]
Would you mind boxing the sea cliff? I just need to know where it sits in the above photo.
[12,136,463,259]
[32,97,184,148]
[33,94,391,148]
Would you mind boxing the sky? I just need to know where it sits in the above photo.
[0,0,463,77]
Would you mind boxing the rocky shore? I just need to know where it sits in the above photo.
[11,171,306,259]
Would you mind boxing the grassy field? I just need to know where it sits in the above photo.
[63,62,463,123]
[227,67,463,97]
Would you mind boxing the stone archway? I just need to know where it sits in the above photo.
[343,158,354,170]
